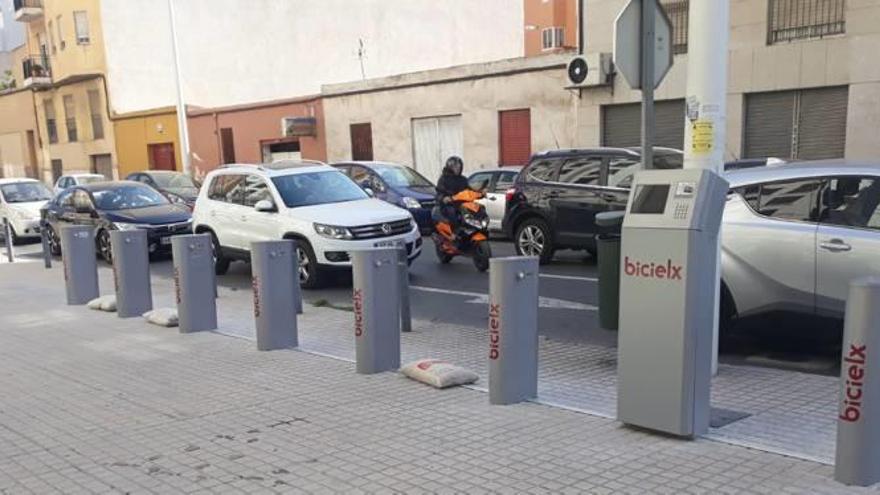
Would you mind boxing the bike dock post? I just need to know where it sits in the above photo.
[351,248,401,374]
[251,240,298,351]
[3,218,13,263]
[835,278,880,486]
[59,225,99,305]
[110,230,153,318]
[291,240,303,315]
[40,219,52,269]
[397,246,412,333]
[488,256,539,405]
[171,234,217,333]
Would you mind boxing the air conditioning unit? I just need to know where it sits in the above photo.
[281,116,317,137]
[566,53,613,89]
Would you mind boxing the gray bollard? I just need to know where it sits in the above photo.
[291,240,303,315]
[110,230,153,318]
[835,277,880,486]
[40,226,52,268]
[171,234,217,333]
[352,248,401,374]
[488,256,539,405]
[3,217,13,263]
[59,225,99,305]
[397,246,412,333]
[251,240,298,351]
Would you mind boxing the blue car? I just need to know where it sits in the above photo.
[332,161,436,234]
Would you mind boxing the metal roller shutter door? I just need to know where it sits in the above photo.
[602,100,685,149]
[499,109,531,166]
[797,86,848,160]
[744,91,795,159]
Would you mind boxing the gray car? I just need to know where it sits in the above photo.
[722,160,880,323]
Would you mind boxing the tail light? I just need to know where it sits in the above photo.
[505,187,517,203]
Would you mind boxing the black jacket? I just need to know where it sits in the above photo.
[436,174,470,198]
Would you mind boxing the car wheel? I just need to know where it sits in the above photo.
[97,229,113,264]
[46,225,62,255]
[295,241,323,289]
[514,218,554,265]
[209,232,231,275]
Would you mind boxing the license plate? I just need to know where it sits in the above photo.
[374,239,404,248]
[160,237,172,245]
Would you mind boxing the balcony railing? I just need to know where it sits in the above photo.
[22,55,52,88]
[13,0,43,21]
[768,0,846,44]
[660,1,689,54]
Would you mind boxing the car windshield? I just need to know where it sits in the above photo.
[272,170,368,208]
[92,185,169,210]
[373,165,433,187]
[150,173,198,189]
[78,175,105,184]
[0,182,53,203]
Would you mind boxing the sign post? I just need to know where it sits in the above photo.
[613,0,673,170]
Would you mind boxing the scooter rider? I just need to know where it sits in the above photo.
[435,156,470,230]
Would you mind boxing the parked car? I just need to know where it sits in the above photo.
[722,160,880,323]
[125,170,201,209]
[53,173,106,195]
[43,181,193,263]
[332,161,436,234]
[192,162,422,289]
[466,167,521,232]
[0,178,53,243]
[725,157,788,170]
[503,147,682,262]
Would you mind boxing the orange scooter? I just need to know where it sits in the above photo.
[432,189,492,272]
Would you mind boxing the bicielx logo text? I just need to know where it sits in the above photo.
[624,256,684,281]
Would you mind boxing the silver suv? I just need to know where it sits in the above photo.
[723,160,880,323]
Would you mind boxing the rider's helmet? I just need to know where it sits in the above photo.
[443,155,464,176]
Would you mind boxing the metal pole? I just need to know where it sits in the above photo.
[397,246,412,333]
[110,230,153,318]
[351,248,401,374]
[40,225,51,268]
[59,225,99,305]
[3,218,13,263]
[167,0,192,177]
[251,240,298,351]
[683,0,729,375]
[639,0,656,170]
[171,234,217,333]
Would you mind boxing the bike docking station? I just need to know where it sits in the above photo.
[397,246,412,333]
[250,240,299,351]
[60,225,100,305]
[616,168,728,437]
[171,234,217,333]
[351,247,401,374]
[835,278,880,486]
[488,256,539,405]
[110,230,153,318]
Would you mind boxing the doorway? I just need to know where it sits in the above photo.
[90,153,113,179]
[148,143,176,171]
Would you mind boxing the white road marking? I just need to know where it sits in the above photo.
[539,273,598,282]
[410,285,596,311]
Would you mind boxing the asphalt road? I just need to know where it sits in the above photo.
[5,234,842,375]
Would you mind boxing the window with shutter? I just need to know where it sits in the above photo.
[601,100,686,149]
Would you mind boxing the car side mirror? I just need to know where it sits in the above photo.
[364,187,375,197]
[254,199,276,212]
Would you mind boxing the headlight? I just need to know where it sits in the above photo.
[401,197,422,209]
[113,222,141,231]
[463,216,483,229]
[314,223,354,240]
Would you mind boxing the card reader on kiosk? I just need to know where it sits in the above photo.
[616,168,729,437]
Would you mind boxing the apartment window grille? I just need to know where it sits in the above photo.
[88,90,103,140]
[768,0,846,44]
[660,0,689,54]
[63,95,77,142]
[541,27,565,50]
[74,11,90,44]
[44,99,58,144]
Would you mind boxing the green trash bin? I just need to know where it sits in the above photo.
[596,211,625,331]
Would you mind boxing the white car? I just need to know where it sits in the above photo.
[467,167,521,231]
[192,162,422,288]
[53,173,106,195]
[0,178,53,243]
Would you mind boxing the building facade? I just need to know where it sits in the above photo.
[524,0,578,57]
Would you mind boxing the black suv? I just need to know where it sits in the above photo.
[502,147,682,263]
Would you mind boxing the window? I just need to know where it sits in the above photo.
[271,171,368,208]
[62,95,77,142]
[44,99,58,144]
[768,0,845,44]
[243,175,271,207]
[525,158,559,182]
[660,1,689,54]
[58,189,75,208]
[819,178,880,230]
[220,128,235,164]
[51,159,63,183]
[607,156,641,189]
[350,123,373,161]
[541,27,564,50]
[73,11,90,44]
[494,171,518,193]
[350,166,371,186]
[87,90,103,140]
[92,186,169,211]
[737,179,823,222]
[207,174,246,204]
[468,172,493,191]
[72,190,92,211]
[48,20,56,53]
[56,15,64,50]
[558,157,602,186]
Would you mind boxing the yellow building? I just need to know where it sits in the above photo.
[112,107,182,179]
[0,47,41,179]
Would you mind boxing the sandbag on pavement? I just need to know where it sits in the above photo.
[87,295,117,312]
[401,359,479,389]
[143,308,179,327]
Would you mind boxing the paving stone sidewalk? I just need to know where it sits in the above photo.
[0,262,872,494]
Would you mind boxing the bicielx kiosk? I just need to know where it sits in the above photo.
[616,168,728,437]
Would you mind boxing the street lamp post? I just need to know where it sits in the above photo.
[167,0,193,177]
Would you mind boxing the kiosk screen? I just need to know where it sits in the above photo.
[631,185,670,214]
